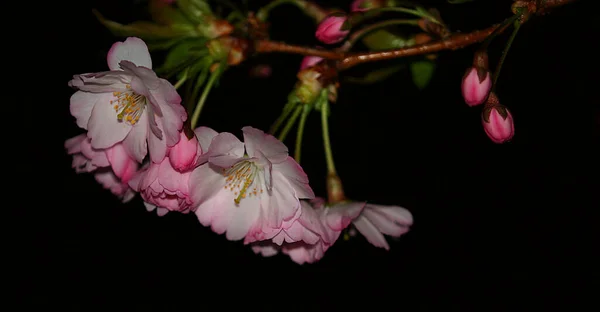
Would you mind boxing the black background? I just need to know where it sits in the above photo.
[11,0,598,309]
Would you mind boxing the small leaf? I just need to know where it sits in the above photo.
[149,0,191,25]
[177,0,213,24]
[361,30,413,50]
[410,60,436,90]
[93,10,196,41]
[345,64,406,84]
[157,40,208,75]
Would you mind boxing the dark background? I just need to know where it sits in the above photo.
[11,0,598,309]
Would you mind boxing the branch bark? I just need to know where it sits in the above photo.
[253,0,577,71]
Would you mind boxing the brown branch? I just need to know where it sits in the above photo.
[254,40,345,60]
[536,0,578,14]
[252,0,576,71]
[338,24,499,71]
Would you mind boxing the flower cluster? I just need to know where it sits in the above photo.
[65,37,413,264]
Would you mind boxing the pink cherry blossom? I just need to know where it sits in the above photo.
[315,15,350,44]
[69,37,187,164]
[352,203,413,250]
[461,67,492,106]
[300,56,323,70]
[65,133,138,202]
[482,106,515,143]
[252,198,365,264]
[189,126,315,241]
[128,127,215,215]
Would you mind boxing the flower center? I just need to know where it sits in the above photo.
[111,85,146,125]
[223,160,264,205]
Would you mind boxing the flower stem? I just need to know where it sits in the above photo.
[190,70,219,129]
[362,7,440,24]
[479,13,521,52]
[277,105,303,142]
[174,71,188,90]
[492,20,521,89]
[257,0,327,22]
[320,95,336,175]
[294,105,311,163]
[344,19,420,50]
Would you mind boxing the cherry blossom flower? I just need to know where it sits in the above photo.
[252,198,365,264]
[69,37,187,164]
[189,126,315,241]
[352,203,413,250]
[65,133,138,202]
[128,127,217,216]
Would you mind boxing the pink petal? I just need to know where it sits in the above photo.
[267,172,301,228]
[242,126,288,164]
[153,80,185,147]
[325,202,365,231]
[87,98,132,149]
[157,159,190,194]
[225,195,261,241]
[107,37,152,71]
[251,243,279,257]
[70,92,111,130]
[128,166,146,191]
[69,71,132,93]
[362,209,409,237]
[65,134,86,154]
[189,164,226,206]
[366,204,413,227]
[273,157,315,199]
[206,132,245,168]
[194,186,228,228]
[194,126,219,152]
[122,112,149,163]
[105,143,138,183]
[297,201,328,240]
[148,117,168,163]
[352,215,389,250]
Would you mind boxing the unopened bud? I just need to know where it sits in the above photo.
[315,14,350,44]
[482,93,515,144]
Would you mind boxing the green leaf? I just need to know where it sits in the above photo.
[177,0,213,24]
[149,0,191,25]
[93,10,196,41]
[361,30,413,50]
[157,40,208,75]
[345,64,406,84]
[410,60,436,90]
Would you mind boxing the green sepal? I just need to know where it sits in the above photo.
[177,0,213,25]
[345,64,406,84]
[148,0,191,25]
[93,10,196,42]
[410,59,436,90]
[361,29,412,50]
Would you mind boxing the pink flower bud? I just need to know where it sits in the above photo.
[315,15,350,44]
[461,67,492,106]
[168,131,200,172]
[482,102,515,144]
[300,56,323,70]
